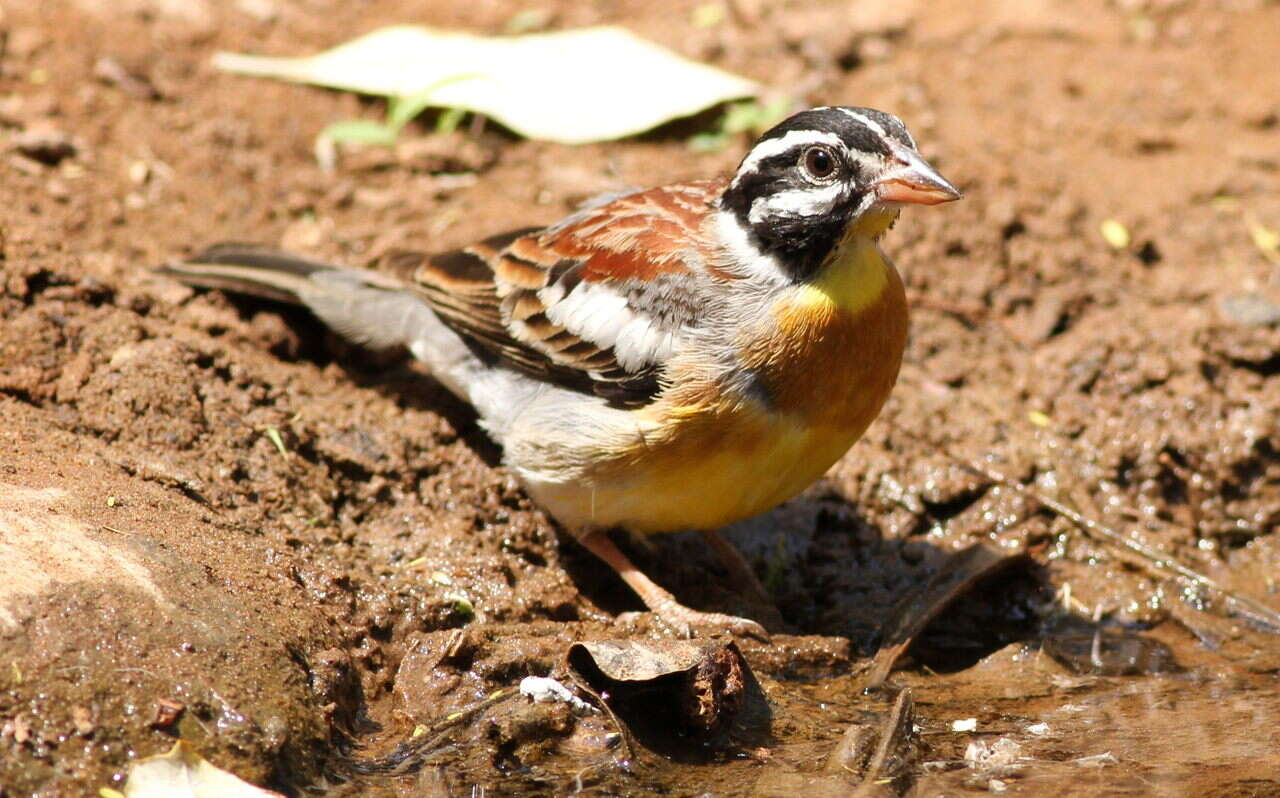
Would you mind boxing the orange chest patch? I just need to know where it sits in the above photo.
[749,259,908,430]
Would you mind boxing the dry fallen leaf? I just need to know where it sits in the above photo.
[1099,218,1131,249]
[864,544,1030,689]
[567,638,754,738]
[121,741,283,798]
[213,26,759,144]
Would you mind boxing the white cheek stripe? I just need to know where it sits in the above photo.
[733,130,845,183]
[714,209,789,285]
[748,183,845,225]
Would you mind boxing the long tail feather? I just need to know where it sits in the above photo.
[158,244,426,351]
[156,245,334,305]
[156,243,514,415]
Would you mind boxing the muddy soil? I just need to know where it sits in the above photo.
[2,0,1279,795]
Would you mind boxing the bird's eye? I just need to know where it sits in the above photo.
[802,146,837,180]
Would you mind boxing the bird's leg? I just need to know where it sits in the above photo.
[577,528,769,641]
[699,529,773,605]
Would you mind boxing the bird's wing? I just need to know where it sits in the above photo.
[407,179,727,407]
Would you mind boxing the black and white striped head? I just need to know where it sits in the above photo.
[718,106,959,281]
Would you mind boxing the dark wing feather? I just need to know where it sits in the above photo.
[409,181,723,407]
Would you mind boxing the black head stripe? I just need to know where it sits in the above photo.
[849,107,915,149]
[756,107,892,158]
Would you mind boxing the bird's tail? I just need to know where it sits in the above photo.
[157,244,432,351]
[156,244,340,305]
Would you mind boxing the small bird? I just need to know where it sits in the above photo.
[160,106,960,639]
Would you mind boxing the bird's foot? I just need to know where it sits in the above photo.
[643,593,770,642]
[579,528,770,641]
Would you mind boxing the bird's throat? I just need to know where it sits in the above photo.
[757,233,908,428]
[791,231,893,318]
[850,206,901,239]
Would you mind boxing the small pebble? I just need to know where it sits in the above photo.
[1219,293,1280,327]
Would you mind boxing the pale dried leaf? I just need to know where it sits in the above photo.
[213,26,759,144]
[122,741,283,798]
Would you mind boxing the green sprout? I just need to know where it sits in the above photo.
[318,74,480,149]
[688,97,792,153]
[264,425,288,457]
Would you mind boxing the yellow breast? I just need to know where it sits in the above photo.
[562,238,908,534]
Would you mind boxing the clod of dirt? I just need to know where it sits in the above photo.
[93,56,164,101]
[486,699,577,771]
[11,127,77,166]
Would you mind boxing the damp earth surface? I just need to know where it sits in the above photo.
[2,0,1279,795]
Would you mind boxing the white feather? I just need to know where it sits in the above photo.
[538,280,566,307]
[545,281,629,342]
[612,315,676,371]
[539,276,691,372]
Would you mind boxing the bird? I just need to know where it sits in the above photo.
[158,106,960,640]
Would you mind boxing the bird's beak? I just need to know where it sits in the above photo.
[875,146,962,206]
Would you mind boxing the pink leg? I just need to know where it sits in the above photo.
[578,529,769,640]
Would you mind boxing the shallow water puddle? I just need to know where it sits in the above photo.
[692,649,1280,796]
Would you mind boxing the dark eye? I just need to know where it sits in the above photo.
[802,146,837,179]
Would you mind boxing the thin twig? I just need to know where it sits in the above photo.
[350,688,515,775]
[897,422,1280,635]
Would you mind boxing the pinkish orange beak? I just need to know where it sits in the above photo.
[875,145,962,206]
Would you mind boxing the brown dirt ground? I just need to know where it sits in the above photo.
[2,0,1279,795]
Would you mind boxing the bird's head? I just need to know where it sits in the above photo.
[718,106,960,281]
